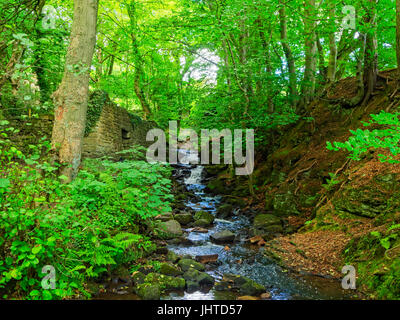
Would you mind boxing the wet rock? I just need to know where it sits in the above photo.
[153,220,183,239]
[221,274,266,296]
[160,262,183,276]
[239,279,266,296]
[217,204,233,219]
[193,219,211,228]
[194,211,215,225]
[214,281,232,291]
[186,281,200,292]
[183,268,215,286]
[195,254,218,264]
[174,213,194,225]
[136,283,160,300]
[191,227,209,233]
[210,230,235,244]
[178,258,206,272]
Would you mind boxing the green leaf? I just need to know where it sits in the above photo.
[0,178,10,189]
[32,245,42,254]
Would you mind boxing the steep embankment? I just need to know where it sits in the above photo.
[211,69,400,298]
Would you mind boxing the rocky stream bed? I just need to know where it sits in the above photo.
[97,150,354,300]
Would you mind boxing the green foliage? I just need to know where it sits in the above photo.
[327,111,400,163]
[322,173,341,192]
[0,121,173,300]
[344,224,400,299]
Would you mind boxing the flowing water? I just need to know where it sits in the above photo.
[163,149,352,300]
[98,149,353,300]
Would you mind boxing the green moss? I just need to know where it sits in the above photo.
[85,91,109,137]
[344,230,400,299]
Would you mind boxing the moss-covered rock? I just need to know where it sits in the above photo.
[144,273,186,291]
[178,258,205,272]
[174,213,194,225]
[254,214,281,228]
[193,219,211,227]
[239,279,266,296]
[272,191,300,216]
[160,263,183,276]
[136,283,161,300]
[153,220,183,239]
[220,274,266,296]
[182,268,215,286]
[217,204,233,219]
[194,211,215,224]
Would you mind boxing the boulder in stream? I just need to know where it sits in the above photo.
[194,210,215,225]
[195,254,218,264]
[216,204,233,219]
[160,262,183,276]
[183,268,215,287]
[178,258,205,272]
[210,230,235,244]
[218,274,266,296]
[193,219,211,228]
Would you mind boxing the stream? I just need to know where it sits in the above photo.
[98,149,353,300]
[164,149,351,300]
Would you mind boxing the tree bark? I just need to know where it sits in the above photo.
[301,0,317,107]
[51,0,99,181]
[279,0,298,107]
[128,1,152,119]
[361,0,378,106]
[326,5,338,83]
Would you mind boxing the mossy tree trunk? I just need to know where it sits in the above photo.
[51,0,99,181]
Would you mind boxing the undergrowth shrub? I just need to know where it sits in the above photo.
[0,121,173,300]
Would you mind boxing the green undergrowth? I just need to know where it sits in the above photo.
[0,120,174,300]
[344,223,400,299]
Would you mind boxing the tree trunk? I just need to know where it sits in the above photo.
[128,1,152,119]
[327,6,338,83]
[361,0,378,106]
[279,0,298,107]
[51,0,99,182]
[301,0,317,107]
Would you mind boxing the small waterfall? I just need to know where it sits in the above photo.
[184,165,204,185]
